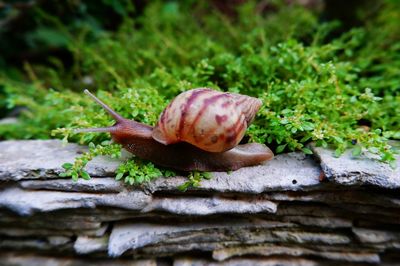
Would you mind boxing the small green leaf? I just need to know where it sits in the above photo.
[202,172,212,179]
[302,122,314,131]
[276,144,287,153]
[332,136,344,144]
[334,148,342,158]
[300,135,312,143]
[80,170,91,180]
[71,171,79,181]
[280,119,289,124]
[302,147,313,155]
[62,163,73,170]
[352,145,362,156]
[136,174,144,183]
[59,172,69,177]
[321,140,328,148]
[115,173,124,180]
[178,182,190,192]
[101,140,111,146]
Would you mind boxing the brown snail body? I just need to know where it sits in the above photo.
[77,89,274,171]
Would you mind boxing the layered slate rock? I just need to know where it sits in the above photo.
[148,152,324,194]
[0,140,399,266]
[0,186,151,215]
[0,140,125,180]
[311,143,400,188]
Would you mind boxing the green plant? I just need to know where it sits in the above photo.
[0,1,398,185]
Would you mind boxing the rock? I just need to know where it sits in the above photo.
[311,143,400,189]
[173,257,320,266]
[270,230,350,244]
[108,220,353,257]
[266,190,400,208]
[0,224,109,237]
[47,236,71,246]
[352,227,400,244]
[142,196,277,215]
[0,140,325,193]
[74,235,108,254]
[137,242,232,257]
[149,152,323,194]
[91,224,110,237]
[20,177,124,192]
[330,203,400,219]
[0,139,399,264]
[108,219,295,256]
[1,187,279,217]
[0,140,127,181]
[0,237,72,251]
[0,227,71,237]
[276,203,345,217]
[0,186,151,215]
[0,212,103,231]
[0,252,156,266]
[213,244,380,263]
[280,215,352,228]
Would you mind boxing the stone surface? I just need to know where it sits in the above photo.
[0,186,151,215]
[352,227,400,244]
[0,224,107,237]
[279,215,352,228]
[47,236,71,246]
[74,235,108,254]
[270,230,350,244]
[0,237,73,251]
[108,219,292,256]
[19,177,124,192]
[1,139,400,265]
[311,144,400,189]
[0,212,104,230]
[108,220,352,257]
[212,244,380,263]
[149,152,324,194]
[266,190,400,208]
[0,253,156,266]
[0,140,126,180]
[0,188,281,217]
[173,257,320,266]
[142,196,277,215]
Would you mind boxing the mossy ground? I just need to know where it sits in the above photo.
[0,1,399,185]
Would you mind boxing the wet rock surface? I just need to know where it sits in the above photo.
[0,140,399,265]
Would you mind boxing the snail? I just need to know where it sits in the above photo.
[76,88,274,171]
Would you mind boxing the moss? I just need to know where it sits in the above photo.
[0,1,399,183]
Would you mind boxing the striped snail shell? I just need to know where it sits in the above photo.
[152,88,262,152]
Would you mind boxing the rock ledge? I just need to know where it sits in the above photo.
[0,140,399,266]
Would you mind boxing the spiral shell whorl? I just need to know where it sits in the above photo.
[152,88,262,152]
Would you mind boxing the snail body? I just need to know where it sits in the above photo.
[77,89,273,171]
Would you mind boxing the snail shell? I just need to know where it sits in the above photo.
[152,88,262,152]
